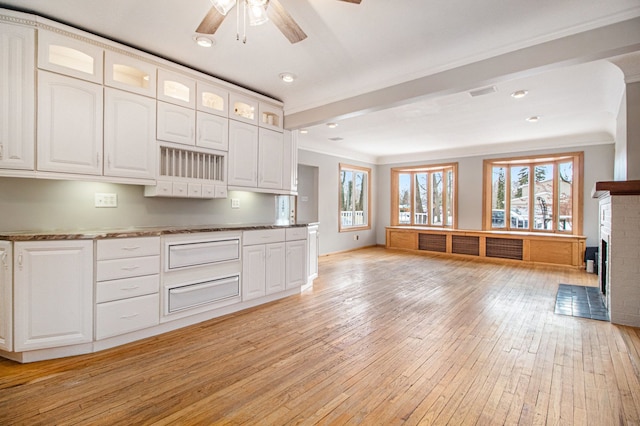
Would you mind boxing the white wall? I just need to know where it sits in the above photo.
[376,143,615,247]
[298,150,377,255]
[0,177,278,232]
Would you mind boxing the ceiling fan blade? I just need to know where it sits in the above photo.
[196,6,226,34]
[338,0,362,3]
[267,0,308,44]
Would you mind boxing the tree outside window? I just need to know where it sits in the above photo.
[339,164,371,232]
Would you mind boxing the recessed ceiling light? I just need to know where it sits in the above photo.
[279,72,296,83]
[299,129,308,134]
[511,90,528,99]
[194,36,214,47]
[526,115,541,122]
[326,123,338,128]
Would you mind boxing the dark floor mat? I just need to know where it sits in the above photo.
[555,284,609,321]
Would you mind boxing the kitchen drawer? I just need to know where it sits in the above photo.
[96,294,159,340]
[168,275,239,313]
[96,274,159,303]
[97,237,160,260]
[166,238,240,270]
[97,255,160,281]
[243,229,285,246]
[285,227,307,241]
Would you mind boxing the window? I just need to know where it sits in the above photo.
[391,163,457,227]
[339,163,371,232]
[483,152,583,234]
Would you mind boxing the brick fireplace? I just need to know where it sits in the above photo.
[593,180,640,327]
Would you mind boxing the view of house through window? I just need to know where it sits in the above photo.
[391,163,457,227]
[485,153,582,234]
[339,163,371,231]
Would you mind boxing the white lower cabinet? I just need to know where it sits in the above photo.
[0,241,12,351]
[242,244,266,300]
[13,240,93,352]
[286,240,307,289]
[242,229,286,301]
[95,237,160,340]
[307,224,319,282]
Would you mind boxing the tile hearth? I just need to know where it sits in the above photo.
[555,284,609,321]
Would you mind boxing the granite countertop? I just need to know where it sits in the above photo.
[0,223,311,241]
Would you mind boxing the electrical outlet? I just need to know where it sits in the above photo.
[231,198,240,209]
[353,234,359,241]
[95,193,117,208]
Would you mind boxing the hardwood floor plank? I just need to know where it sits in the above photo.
[1,247,638,425]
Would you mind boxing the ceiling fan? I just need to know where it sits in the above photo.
[196,0,362,44]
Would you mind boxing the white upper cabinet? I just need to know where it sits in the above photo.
[104,51,156,98]
[104,88,156,180]
[228,120,258,187]
[258,128,284,190]
[0,22,35,171]
[37,70,103,175]
[197,111,229,151]
[258,102,283,132]
[229,93,258,125]
[157,102,196,146]
[37,30,103,84]
[197,81,228,117]
[157,69,196,108]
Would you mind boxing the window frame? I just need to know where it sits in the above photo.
[338,163,372,232]
[390,162,458,228]
[482,152,584,235]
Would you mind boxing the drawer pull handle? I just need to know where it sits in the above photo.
[122,246,141,251]
[121,265,140,271]
[120,313,139,320]
[121,285,140,291]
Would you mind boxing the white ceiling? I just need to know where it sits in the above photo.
[2,0,640,164]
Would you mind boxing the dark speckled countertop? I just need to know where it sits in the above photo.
[0,223,312,241]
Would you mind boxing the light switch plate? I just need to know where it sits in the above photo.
[231,198,240,209]
[95,193,117,208]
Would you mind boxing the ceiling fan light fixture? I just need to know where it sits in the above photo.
[279,72,296,83]
[247,0,269,26]
[210,0,236,15]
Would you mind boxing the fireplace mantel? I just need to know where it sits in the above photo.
[592,180,640,198]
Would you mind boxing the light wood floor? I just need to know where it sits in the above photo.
[2,247,640,425]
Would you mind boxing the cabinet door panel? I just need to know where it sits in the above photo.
[104,88,156,179]
[197,111,228,151]
[0,241,12,351]
[14,241,93,351]
[242,245,265,301]
[37,71,103,175]
[286,240,307,289]
[265,242,286,295]
[157,101,195,146]
[0,23,35,171]
[228,120,258,187]
[258,128,284,189]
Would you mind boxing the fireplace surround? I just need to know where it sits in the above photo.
[593,180,640,326]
